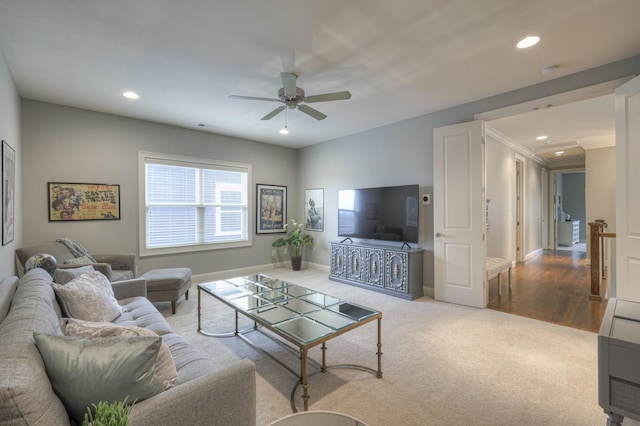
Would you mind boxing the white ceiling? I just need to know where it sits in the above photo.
[0,0,639,149]
[489,93,616,168]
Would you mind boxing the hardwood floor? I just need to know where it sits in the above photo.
[487,249,608,333]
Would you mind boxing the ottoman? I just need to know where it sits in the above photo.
[141,268,192,314]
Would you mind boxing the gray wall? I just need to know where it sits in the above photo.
[21,100,298,276]
[10,55,640,287]
[298,56,640,292]
[0,48,21,277]
[585,147,616,257]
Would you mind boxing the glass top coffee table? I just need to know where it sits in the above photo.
[197,273,383,412]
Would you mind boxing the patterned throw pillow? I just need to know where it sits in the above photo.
[52,271,122,322]
[62,318,177,390]
[33,332,163,424]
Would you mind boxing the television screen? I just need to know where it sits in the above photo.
[338,184,419,243]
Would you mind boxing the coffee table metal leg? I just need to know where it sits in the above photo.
[197,287,202,332]
[321,342,327,372]
[300,347,310,411]
[377,317,383,378]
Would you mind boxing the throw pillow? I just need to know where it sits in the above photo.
[52,271,123,322]
[63,255,95,265]
[63,318,177,390]
[53,265,95,284]
[33,332,163,424]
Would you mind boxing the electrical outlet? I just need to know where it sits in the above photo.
[283,247,288,255]
[271,249,276,256]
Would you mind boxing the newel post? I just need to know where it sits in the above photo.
[588,221,606,300]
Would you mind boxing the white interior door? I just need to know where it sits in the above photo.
[615,75,640,301]
[433,120,486,308]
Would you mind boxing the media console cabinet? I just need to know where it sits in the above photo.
[329,241,423,300]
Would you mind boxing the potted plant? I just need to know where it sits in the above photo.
[83,399,133,426]
[272,220,314,271]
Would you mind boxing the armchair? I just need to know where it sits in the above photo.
[15,240,137,281]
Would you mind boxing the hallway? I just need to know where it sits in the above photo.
[487,249,608,333]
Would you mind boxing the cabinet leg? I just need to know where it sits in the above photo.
[606,412,623,426]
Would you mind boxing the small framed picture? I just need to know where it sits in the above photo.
[2,141,16,245]
[257,184,286,234]
[304,188,324,232]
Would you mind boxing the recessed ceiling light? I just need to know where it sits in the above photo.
[536,135,547,141]
[122,91,139,100]
[555,151,564,156]
[517,36,540,49]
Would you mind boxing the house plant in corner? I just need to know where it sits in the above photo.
[272,219,314,271]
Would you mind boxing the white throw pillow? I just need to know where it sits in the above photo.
[52,271,122,322]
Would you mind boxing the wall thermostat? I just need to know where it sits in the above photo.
[422,194,431,205]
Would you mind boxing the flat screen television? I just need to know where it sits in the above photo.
[338,184,419,244]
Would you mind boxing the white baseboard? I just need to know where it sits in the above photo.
[525,248,542,262]
[192,262,329,284]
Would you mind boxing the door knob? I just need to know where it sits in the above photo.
[436,232,444,238]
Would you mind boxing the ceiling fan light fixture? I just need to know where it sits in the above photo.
[517,35,540,49]
[279,125,289,135]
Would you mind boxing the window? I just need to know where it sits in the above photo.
[139,152,251,256]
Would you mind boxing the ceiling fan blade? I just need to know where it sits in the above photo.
[280,72,297,98]
[304,91,352,103]
[298,104,327,120]
[261,106,286,120]
[228,95,280,102]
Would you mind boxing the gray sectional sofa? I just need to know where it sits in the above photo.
[0,268,256,425]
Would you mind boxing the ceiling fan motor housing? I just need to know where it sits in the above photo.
[278,87,305,108]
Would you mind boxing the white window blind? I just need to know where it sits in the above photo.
[140,152,251,255]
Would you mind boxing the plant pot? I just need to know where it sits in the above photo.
[291,256,302,271]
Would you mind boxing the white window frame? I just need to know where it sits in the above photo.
[138,151,252,257]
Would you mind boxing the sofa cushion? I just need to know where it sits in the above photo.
[53,265,95,284]
[63,318,177,390]
[52,271,122,322]
[34,332,163,424]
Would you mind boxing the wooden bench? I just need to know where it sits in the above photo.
[486,257,512,296]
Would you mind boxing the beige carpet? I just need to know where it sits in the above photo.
[160,268,638,426]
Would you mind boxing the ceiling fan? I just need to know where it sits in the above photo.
[228,72,351,121]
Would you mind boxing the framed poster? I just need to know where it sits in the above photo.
[2,141,15,245]
[257,184,286,234]
[304,188,324,231]
[48,182,121,221]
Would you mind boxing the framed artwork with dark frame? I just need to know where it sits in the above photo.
[48,182,121,221]
[256,184,286,234]
[2,141,16,245]
[304,188,324,232]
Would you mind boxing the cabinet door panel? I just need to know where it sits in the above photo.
[386,251,408,292]
[365,248,385,287]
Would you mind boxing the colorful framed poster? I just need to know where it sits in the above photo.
[257,184,286,234]
[2,141,15,245]
[48,182,121,221]
[304,188,324,232]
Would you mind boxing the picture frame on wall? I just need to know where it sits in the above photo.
[48,182,121,221]
[2,141,16,245]
[304,188,324,232]
[256,184,286,234]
